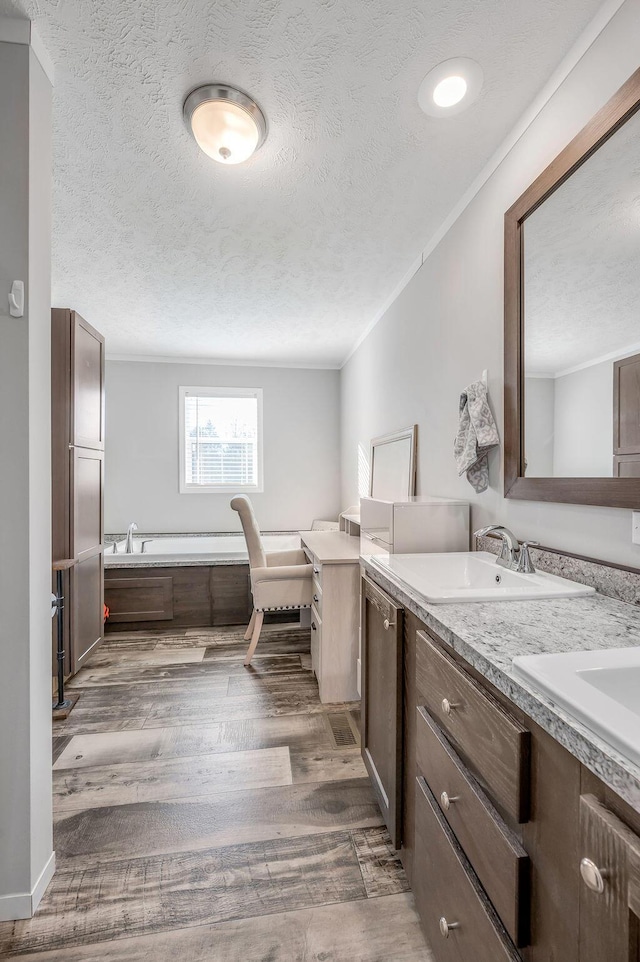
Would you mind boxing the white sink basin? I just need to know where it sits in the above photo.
[513,648,640,767]
[370,551,595,604]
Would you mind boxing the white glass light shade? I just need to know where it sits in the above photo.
[184,85,267,165]
[191,101,259,165]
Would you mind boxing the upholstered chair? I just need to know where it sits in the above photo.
[230,495,313,666]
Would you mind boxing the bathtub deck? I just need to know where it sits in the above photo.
[1,624,431,961]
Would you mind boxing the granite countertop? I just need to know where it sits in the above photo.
[104,556,248,568]
[361,556,640,811]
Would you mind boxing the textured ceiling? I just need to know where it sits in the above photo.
[2,0,605,364]
[525,106,640,376]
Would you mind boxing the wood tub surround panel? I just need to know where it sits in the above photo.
[416,630,531,823]
[104,565,253,632]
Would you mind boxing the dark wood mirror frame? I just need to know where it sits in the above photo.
[504,66,640,509]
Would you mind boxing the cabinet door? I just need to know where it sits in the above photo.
[614,454,640,477]
[71,447,104,561]
[579,794,640,962]
[72,552,104,670]
[70,447,104,671]
[361,574,404,848]
[72,312,105,450]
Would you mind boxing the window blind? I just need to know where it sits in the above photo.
[183,393,259,488]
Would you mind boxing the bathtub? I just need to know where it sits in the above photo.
[104,533,302,566]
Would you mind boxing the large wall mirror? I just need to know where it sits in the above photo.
[505,67,640,508]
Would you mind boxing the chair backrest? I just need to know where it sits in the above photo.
[230,495,266,569]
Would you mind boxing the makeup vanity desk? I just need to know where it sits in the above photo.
[299,530,361,703]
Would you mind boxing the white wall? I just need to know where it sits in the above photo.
[554,360,613,477]
[341,0,640,568]
[0,34,54,920]
[524,377,555,477]
[105,360,341,533]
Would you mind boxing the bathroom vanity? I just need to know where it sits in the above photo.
[361,557,640,962]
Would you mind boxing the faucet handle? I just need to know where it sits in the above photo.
[517,541,540,574]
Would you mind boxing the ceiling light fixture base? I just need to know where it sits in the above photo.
[183,84,267,164]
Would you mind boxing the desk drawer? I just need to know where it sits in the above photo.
[414,776,521,962]
[311,558,322,587]
[310,604,322,678]
[416,631,530,822]
[416,706,529,946]
[312,576,322,615]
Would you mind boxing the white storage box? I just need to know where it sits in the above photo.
[360,495,469,555]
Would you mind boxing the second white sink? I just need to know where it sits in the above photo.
[513,647,640,767]
[370,551,595,604]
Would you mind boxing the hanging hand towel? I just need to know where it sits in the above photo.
[454,379,500,493]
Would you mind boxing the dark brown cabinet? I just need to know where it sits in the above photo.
[361,572,640,962]
[52,309,105,675]
[579,794,640,962]
[361,574,404,848]
[614,352,640,476]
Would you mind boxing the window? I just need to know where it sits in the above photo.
[179,387,263,493]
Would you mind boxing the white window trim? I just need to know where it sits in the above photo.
[179,386,264,494]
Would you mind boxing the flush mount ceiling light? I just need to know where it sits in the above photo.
[183,84,267,165]
[418,58,483,118]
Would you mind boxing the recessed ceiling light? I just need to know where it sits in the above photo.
[433,75,467,108]
[418,58,483,118]
[183,84,267,165]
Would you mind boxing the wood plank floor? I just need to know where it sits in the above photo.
[1,623,433,961]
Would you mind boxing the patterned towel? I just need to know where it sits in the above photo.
[454,379,500,493]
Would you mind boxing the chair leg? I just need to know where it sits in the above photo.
[244,609,256,641]
[244,610,264,667]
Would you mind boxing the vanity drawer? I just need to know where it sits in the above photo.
[416,630,530,822]
[310,604,322,678]
[414,776,521,962]
[416,706,530,946]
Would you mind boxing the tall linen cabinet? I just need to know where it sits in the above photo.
[52,309,105,676]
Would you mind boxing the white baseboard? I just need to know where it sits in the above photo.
[0,851,55,922]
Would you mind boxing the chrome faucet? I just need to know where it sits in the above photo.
[474,525,539,573]
[124,522,138,554]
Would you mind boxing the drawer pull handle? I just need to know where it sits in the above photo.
[580,858,607,894]
[439,917,460,939]
[440,791,460,811]
[313,594,319,603]
[311,622,317,631]
[441,698,459,715]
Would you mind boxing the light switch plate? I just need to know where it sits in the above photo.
[633,512,640,545]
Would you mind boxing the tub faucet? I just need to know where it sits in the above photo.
[474,524,520,570]
[124,522,138,554]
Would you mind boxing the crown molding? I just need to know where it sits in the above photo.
[0,18,54,84]
[105,352,340,371]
